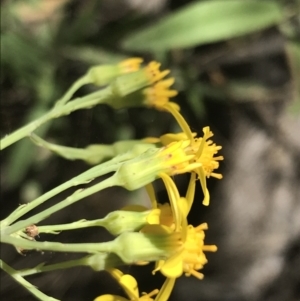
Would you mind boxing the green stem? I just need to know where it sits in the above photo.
[0,260,60,301]
[3,158,122,226]
[0,111,52,150]
[1,235,116,253]
[48,87,113,118]
[4,174,119,235]
[54,75,91,107]
[38,218,108,233]
[18,253,123,277]
[0,86,113,150]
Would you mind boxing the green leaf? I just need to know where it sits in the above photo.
[123,1,284,51]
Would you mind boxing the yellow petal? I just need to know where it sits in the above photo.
[186,173,196,214]
[160,253,183,278]
[94,294,129,301]
[159,173,181,230]
[108,268,123,281]
[154,278,176,301]
[147,209,161,225]
[152,260,165,275]
[202,188,210,206]
[119,274,139,299]
[177,197,189,219]
[163,103,193,141]
[197,167,207,193]
[146,183,158,209]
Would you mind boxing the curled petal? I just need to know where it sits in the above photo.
[160,252,184,278]
[154,278,176,301]
[94,294,129,301]
[119,274,139,299]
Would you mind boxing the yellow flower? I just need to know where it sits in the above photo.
[143,78,178,110]
[143,177,217,280]
[143,128,223,207]
[147,127,223,207]
[87,58,143,87]
[144,61,171,84]
[152,223,217,280]
[94,269,175,301]
[116,140,201,191]
[109,60,174,108]
[93,197,214,280]
[189,127,224,206]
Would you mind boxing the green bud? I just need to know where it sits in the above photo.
[115,147,163,190]
[115,140,195,191]
[100,208,160,236]
[87,65,121,86]
[111,70,149,97]
[113,230,170,263]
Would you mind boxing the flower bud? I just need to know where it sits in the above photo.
[100,208,160,236]
[87,58,143,87]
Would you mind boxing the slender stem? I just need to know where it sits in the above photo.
[55,75,90,107]
[4,174,119,235]
[3,159,121,226]
[0,111,52,150]
[37,218,107,233]
[0,260,59,301]
[18,253,123,277]
[0,86,113,150]
[52,87,112,117]
[1,235,116,253]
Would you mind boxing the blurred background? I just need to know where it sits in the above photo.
[1,0,300,300]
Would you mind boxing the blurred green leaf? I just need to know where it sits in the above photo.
[123,0,284,51]
[61,46,126,65]
[201,80,290,103]
[1,33,45,84]
[6,64,56,188]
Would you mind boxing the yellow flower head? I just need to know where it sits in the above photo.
[116,140,201,191]
[141,181,217,280]
[108,60,177,110]
[144,61,170,84]
[94,269,158,301]
[110,218,216,282]
[189,127,224,206]
[143,128,223,208]
[153,223,217,280]
[143,78,178,110]
[156,140,198,175]
[87,58,143,87]
[119,58,144,74]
